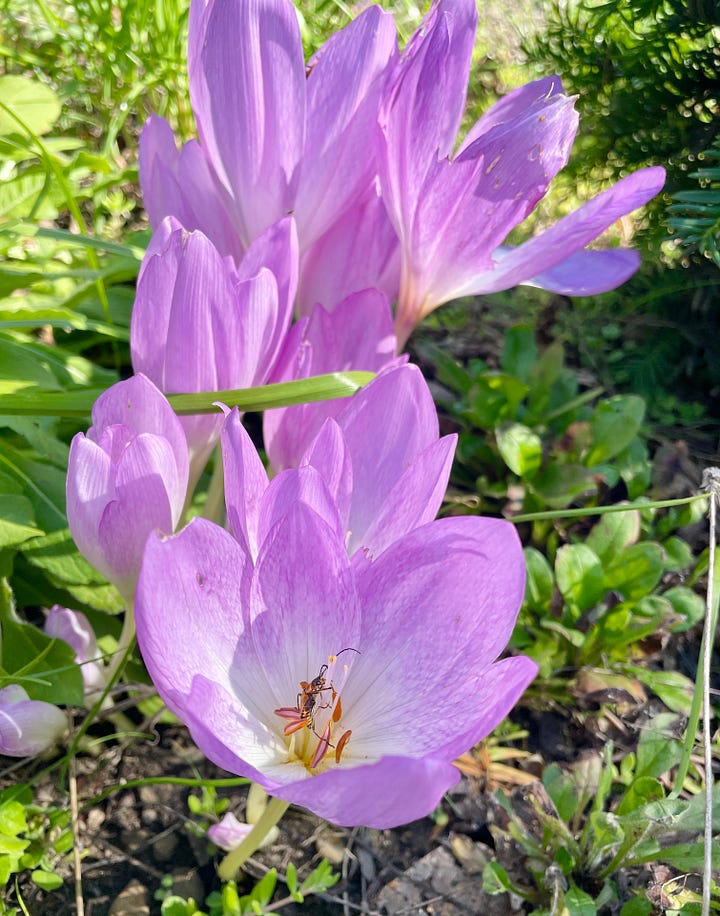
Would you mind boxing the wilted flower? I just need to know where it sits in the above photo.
[66,374,189,603]
[379,0,666,345]
[230,363,456,563]
[131,215,296,477]
[45,606,107,704]
[0,685,66,758]
[135,414,535,828]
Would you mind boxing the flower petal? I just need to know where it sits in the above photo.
[520,247,641,296]
[188,0,306,244]
[221,407,269,560]
[0,686,66,757]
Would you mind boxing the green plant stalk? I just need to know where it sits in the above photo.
[511,493,708,523]
[218,796,290,880]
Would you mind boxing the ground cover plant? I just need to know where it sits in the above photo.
[0,0,718,914]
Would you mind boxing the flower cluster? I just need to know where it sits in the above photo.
[54,0,664,829]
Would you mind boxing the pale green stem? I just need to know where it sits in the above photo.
[217,796,290,880]
[104,599,136,686]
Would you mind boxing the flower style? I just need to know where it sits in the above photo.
[135,480,535,828]
[66,374,189,602]
[131,215,296,478]
[0,685,66,758]
[224,364,456,564]
[379,0,666,346]
[45,606,107,704]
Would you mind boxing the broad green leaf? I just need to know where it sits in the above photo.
[0,75,61,136]
[0,801,27,836]
[0,173,57,220]
[1,616,83,705]
[0,444,67,532]
[624,666,694,715]
[500,325,537,383]
[529,463,597,509]
[0,494,43,549]
[615,436,652,499]
[555,544,605,615]
[565,884,597,916]
[586,395,645,465]
[615,777,665,816]
[603,542,664,601]
[542,763,578,823]
[482,861,514,895]
[664,586,705,631]
[523,547,554,612]
[495,422,542,477]
[662,536,693,571]
[585,508,640,563]
[31,869,63,891]
[465,374,528,429]
[635,714,684,779]
[0,333,62,391]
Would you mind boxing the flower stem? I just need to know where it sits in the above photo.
[217,796,290,880]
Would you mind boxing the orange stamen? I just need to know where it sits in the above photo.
[335,729,352,764]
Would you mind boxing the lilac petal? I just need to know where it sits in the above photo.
[263,290,397,471]
[381,0,477,205]
[337,363,439,540]
[96,435,179,596]
[138,116,242,261]
[249,501,360,709]
[296,5,397,248]
[300,419,353,530]
[228,268,282,388]
[89,375,188,480]
[66,434,113,572]
[349,434,457,558]
[208,812,253,850]
[220,408,269,560]
[461,166,667,297]
[457,75,566,154]
[135,518,252,707]
[45,606,106,699]
[521,247,641,296]
[272,754,461,828]
[235,215,298,371]
[345,516,526,755]
[0,686,66,757]
[188,0,306,245]
[257,466,345,553]
[297,188,400,317]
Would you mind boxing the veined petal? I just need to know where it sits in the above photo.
[139,116,243,260]
[456,166,667,297]
[296,5,397,248]
[345,516,526,755]
[249,501,360,714]
[520,247,641,296]
[300,419,353,532]
[136,519,253,707]
[0,686,66,758]
[220,408,269,560]
[271,754,461,828]
[188,0,306,244]
[350,434,457,558]
[297,188,400,317]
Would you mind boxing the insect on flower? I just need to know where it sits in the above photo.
[274,647,360,767]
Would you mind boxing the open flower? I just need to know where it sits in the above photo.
[66,374,189,603]
[135,486,535,827]
[0,685,66,758]
[379,0,666,346]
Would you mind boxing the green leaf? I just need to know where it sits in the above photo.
[555,544,605,615]
[585,509,640,563]
[620,898,653,916]
[664,586,705,632]
[500,325,538,383]
[542,763,578,823]
[495,422,542,477]
[615,777,665,816]
[0,76,61,136]
[529,463,597,509]
[31,869,63,891]
[0,494,43,549]
[0,174,57,220]
[603,543,664,601]
[248,869,276,907]
[565,883,597,916]
[523,547,554,612]
[624,666,694,715]
[635,713,685,779]
[482,860,514,895]
[1,615,83,705]
[0,801,27,836]
[587,395,645,465]
[662,536,693,571]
